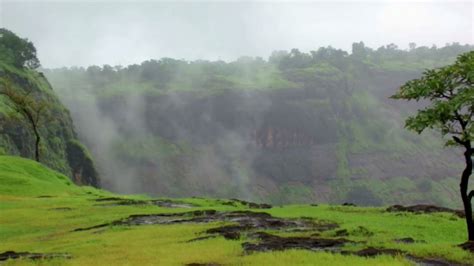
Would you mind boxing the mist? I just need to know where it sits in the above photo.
[1,1,472,68]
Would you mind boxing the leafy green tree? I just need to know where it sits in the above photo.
[0,28,40,69]
[268,50,289,65]
[278,48,312,70]
[392,51,474,240]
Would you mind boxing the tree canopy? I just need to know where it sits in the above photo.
[0,28,40,69]
[392,51,473,147]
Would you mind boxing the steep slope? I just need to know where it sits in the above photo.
[0,29,99,187]
[0,155,95,196]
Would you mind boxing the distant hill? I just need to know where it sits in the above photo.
[44,42,473,207]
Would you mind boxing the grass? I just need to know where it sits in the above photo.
[0,155,473,265]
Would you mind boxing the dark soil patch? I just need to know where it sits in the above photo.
[394,237,415,243]
[185,263,221,266]
[49,207,73,211]
[406,255,468,266]
[186,235,217,243]
[0,251,71,261]
[334,229,349,237]
[243,232,350,252]
[394,237,426,244]
[74,223,111,232]
[224,199,272,209]
[342,203,356,207]
[349,248,467,265]
[207,225,243,240]
[386,205,465,218]
[37,195,54,198]
[93,197,196,208]
[458,241,474,253]
[352,247,404,257]
[95,197,123,202]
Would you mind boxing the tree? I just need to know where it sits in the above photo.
[0,80,50,162]
[391,51,474,240]
[0,28,40,69]
[351,41,369,60]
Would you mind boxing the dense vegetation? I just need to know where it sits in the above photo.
[0,29,99,187]
[45,42,473,207]
[1,156,473,265]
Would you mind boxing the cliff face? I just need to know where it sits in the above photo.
[44,44,473,207]
[0,62,100,187]
[58,80,460,207]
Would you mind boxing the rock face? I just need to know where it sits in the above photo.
[0,64,100,187]
[45,51,467,206]
[66,140,100,187]
[66,86,459,206]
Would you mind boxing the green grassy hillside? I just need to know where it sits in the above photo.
[0,29,99,187]
[0,156,97,196]
[1,156,472,265]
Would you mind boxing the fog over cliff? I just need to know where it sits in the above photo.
[44,40,473,207]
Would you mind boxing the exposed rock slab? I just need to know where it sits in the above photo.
[74,209,338,235]
[243,232,349,252]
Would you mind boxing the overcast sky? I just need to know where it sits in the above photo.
[0,0,472,68]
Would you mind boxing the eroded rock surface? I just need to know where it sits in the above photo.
[71,207,471,265]
[74,210,337,234]
[243,232,350,252]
